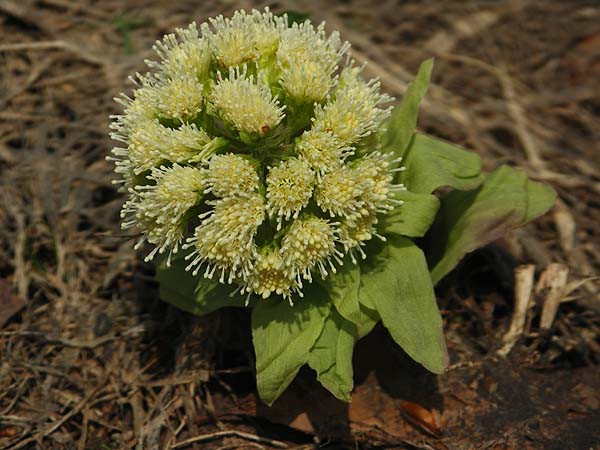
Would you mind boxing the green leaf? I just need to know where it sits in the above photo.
[308,309,356,402]
[380,191,440,237]
[323,260,379,338]
[252,285,330,406]
[355,304,379,339]
[400,133,485,194]
[381,58,434,158]
[525,180,557,222]
[428,165,557,285]
[359,237,448,374]
[156,253,245,315]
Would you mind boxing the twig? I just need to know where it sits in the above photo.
[424,0,532,54]
[497,66,548,171]
[0,112,104,133]
[171,430,288,449]
[133,367,251,387]
[553,199,576,254]
[425,10,501,54]
[498,265,536,356]
[165,416,187,449]
[6,386,102,450]
[0,56,54,108]
[13,211,28,300]
[0,330,116,348]
[77,408,89,450]
[537,263,570,329]
[0,41,106,67]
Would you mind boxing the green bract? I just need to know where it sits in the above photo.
[109,9,556,406]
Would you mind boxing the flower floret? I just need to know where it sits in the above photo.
[135,72,204,122]
[243,248,300,302]
[280,216,341,282]
[148,22,212,79]
[266,157,314,227]
[210,65,285,136]
[277,21,349,102]
[110,119,222,178]
[206,8,286,68]
[315,165,366,222]
[205,153,260,198]
[339,211,382,263]
[184,194,265,282]
[353,151,405,212]
[120,164,205,262]
[312,66,392,145]
[295,128,353,177]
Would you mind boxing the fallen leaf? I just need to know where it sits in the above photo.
[399,400,442,436]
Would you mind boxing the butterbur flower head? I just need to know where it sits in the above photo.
[109,8,403,303]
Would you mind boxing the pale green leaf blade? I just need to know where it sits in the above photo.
[156,253,245,315]
[355,304,379,339]
[428,165,556,285]
[380,191,440,237]
[525,178,557,222]
[252,285,330,406]
[401,133,484,194]
[359,237,448,374]
[326,260,360,323]
[308,309,356,402]
[323,260,379,337]
[381,58,434,158]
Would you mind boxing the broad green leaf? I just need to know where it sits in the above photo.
[359,237,448,374]
[400,133,484,194]
[252,285,330,406]
[525,180,557,222]
[428,165,557,284]
[355,304,379,339]
[323,260,379,337]
[381,58,434,158]
[308,309,356,402]
[380,191,440,237]
[156,253,245,315]
[325,261,360,323]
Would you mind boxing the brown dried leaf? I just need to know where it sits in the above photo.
[399,400,442,437]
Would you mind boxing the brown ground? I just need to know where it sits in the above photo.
[1,1,599,449]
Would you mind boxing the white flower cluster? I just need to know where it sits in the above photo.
[110,8,405,303]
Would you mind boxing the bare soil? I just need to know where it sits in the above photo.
[1,1,599,449]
